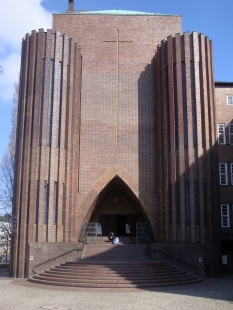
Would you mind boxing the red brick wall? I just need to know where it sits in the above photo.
[53,13,182,220]
[13,12,227,278]
[12,13,182,277]
[28,242,83,278]
[215,85,233,234]
[150,243,205,276]
[11,29,82,277]
[154,32,221,276]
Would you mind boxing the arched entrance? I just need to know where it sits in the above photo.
[89,176,146,237]
[76,164,156,241]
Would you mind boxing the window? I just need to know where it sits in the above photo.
[44,181,49,223]
[227,95,233,105]
[229,124,233,145]
[62,183,66,225]
[190,61,197,147]
[53,182,58,224]
[173,63,179,150]
[56,62,62,148]
[39,58,46,146]
[64,64,69,150]
[221,204,230,227]
[203,182,207,225]
[231,163,233,185]
[47,59,55,146]
[166,67,171,152]
[217,124,226,145]
[176,183,181,225]
[185,182,190,225]
[182,62,188,148]
[35,180,40,224]
[194,182,199,225]
[219,163,228,185]
[169,184,172,226]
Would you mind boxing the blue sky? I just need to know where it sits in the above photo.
[0,0,232,161]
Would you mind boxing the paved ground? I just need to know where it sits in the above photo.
[0,268,232,310]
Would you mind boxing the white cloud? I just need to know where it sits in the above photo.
[0,53,21,101]
[0,0,52,102]
[0,0,52,52]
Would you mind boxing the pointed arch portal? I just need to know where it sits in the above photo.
[90,176,146,236]
[76,165,156,239]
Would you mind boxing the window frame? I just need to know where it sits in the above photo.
[47,59,55,146]
[217,123,226,145]
[35,180,40,224]
[221,204,230,228]
[53,182,58,224]
[219,163,228,185]
[231,163,233,185]
[227,95,233,105]
[229,124,233,145]
[43,180,49,223]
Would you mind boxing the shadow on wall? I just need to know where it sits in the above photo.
[138,47,222,277]
[138,62,157,241]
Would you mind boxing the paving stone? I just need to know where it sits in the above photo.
[0,268,232,309]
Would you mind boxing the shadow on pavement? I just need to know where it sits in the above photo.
[0,266,10,277]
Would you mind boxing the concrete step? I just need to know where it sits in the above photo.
[29,274,202,288]
[47,270,184,277]
[42,271,191,280]
[33,272,195,282]
[28,244,203,288]
[81,244,149,261]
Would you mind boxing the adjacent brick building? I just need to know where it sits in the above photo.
[10,2,233,278]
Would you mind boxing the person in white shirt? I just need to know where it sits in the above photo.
[126,223,131,235]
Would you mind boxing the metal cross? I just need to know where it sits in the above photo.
[104,29,132,146]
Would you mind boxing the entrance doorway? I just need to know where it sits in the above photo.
[222,240,233,276]
[88,176,149,239]
[99,214,137,237]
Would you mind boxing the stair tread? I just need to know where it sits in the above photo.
[30,244,202,288]
[32,275,197,283]
[38,274,193,280]
[28,277,202,288]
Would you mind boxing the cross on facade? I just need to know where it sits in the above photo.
[104,29,132,146]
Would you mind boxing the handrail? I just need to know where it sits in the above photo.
[32,247,82,274]
[151,247,199,274]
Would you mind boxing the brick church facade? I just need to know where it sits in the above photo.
[11,1,233,278]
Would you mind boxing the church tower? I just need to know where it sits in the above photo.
[11,2,223,279]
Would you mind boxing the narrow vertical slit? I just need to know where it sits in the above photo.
[53,182,58,224]
[194,182,199,225]
[47,59,55,146]
[39,58,46,145]
[185,182,190,225]
[173,63,179,150]
[176,182,181,225]
[35,180,40,224]
[43,180,49,223]
[190,61,197,147]
[182,62,188,148]
[56,62,62,147]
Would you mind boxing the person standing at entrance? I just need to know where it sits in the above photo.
[126,223,131,236]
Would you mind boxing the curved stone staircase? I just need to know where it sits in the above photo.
[28,243,202,288]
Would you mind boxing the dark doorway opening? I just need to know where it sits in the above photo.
[117,215,126,236]
[222,240,233,276]
[89,176,148,238]
[99,214,137,237]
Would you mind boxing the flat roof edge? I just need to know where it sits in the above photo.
[53,11,181,17]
